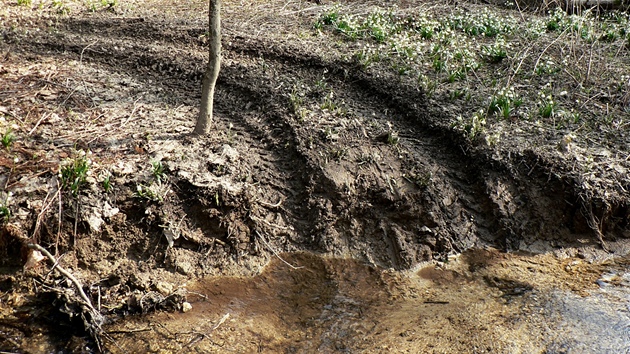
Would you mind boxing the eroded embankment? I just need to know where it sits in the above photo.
[9,12,628,268]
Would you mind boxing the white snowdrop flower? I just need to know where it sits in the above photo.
[13,157,19,163]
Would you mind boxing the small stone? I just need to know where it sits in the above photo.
[182,302,192,313]
[86,209,104,233]
[102,201,119,218]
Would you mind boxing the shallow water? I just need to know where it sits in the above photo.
[535,269,630,353]
[104,249,630,353]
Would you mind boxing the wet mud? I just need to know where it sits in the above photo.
[103,249,630,353]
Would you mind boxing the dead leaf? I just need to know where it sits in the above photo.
[38,89,58,100]
[163,228,180,248]
[24,249,45,269]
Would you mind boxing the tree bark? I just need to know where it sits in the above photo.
[194,0,221,135]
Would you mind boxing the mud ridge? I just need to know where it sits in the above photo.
[8,14,629,267]
[222,34,629,244]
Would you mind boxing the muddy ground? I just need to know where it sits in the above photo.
[0,0,629,352]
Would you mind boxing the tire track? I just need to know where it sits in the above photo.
[11,14,622,268]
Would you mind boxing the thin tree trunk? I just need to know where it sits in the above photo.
[194,0,221,135]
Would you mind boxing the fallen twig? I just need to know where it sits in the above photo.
[86,97,142,145]
[107,327,152,334]
[255,230,303,270]
[532,28,568,75]
[187,291,209,300]
[212,313,230,330]
[73,196,80,247]
[28,112,49,135]
[30,187,61,247]
[26,243,105,351]
[27,243,95,310]
[184,313,230,348]
[56,186,62,255]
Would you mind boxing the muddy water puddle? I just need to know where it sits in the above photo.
[106,249,630,353]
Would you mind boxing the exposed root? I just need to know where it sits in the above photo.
[255,197,284,209]
[30,185,61,247]
[583,203,611,253]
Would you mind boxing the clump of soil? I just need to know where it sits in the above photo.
[0,0,628,351]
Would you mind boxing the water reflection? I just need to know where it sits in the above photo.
[535,265,630,353]
[103,250,630,353]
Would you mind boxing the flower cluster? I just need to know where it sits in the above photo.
[449,8,516,37]
[453,110,487,140]
[0,191,12,223]
[536,85,556,119]
[315,6,401,42]
[315,4,630,140]
[488,86,522,120]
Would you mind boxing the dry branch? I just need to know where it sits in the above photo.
[27,243,95,311]
[27,243,105,351]
[184,313,230,348]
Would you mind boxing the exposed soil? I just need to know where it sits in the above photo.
[0,0,629,352]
